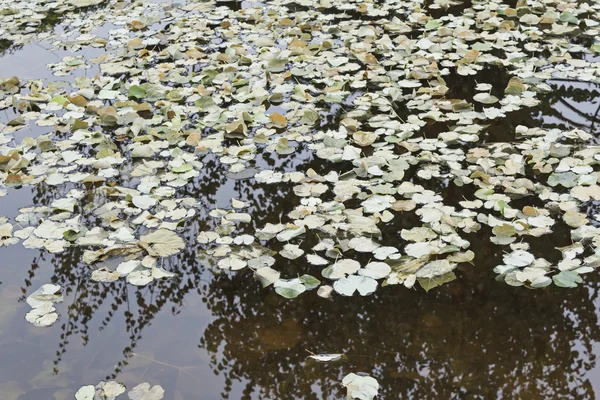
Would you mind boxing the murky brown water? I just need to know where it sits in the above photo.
[2,1,600,399]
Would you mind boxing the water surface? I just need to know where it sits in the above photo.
[1,1,600,399]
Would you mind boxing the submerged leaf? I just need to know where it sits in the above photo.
[274,278,306,299]
[418,272,456,292]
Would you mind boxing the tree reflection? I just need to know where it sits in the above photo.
[17,142,600,399]
[196,199,600,399]
[199,261,600,399]
[11,56,600,400]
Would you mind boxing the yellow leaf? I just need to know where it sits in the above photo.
[270,112,288,127]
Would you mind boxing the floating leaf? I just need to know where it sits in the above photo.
[333,275,377,296]
[358,262,391,279]
[269,112,288,127]
[308,353,343,362]
[322,259,361,280]
[473,93,499,104]
[553,271,583,288]
[255,267,280,288]
[128,85,147,99]
[24,284,62,327]
[128,383,164,400]
[139,229,185,257]
[274,278,306,299]
[348,237,380,253]
[317,285,333,298]
[416,260,456,279]
[75,385,95,400]
[279,243,304,260]
[299,274,320,290]
[418,272,456,292]
[268,58,288,72]
[503,251,535,267]
[98,381,126,399]
[342,373,379,400]
[25,303,59,328]
[132,195,157,210]
[505,77,524,95]
[307,254,329,265]
[92,268,120,283]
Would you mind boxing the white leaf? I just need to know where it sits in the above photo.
[333,275,378,296]
[373,246,399,260]
[307,254,329,265]
[233,234,254,245]
[503,250,535,267]
[25,303,58,327]
[403,274,417,288]
[127,270,153,286]
[361,195,394,214]
[75,385,95,400]
[91,268,120,283]
[231,198,248,209]
[279,244,304,260]
[515,267,547,283]
[197,231,219,244]
[139,229,185,257]
[100,381,127,399]
[152,267,175,279]
[359,262,391,279]
[33,220,67,240]
[69,0,104,7]
[348,237,380,253]
[255,267,280,287]
[224,212,252,223]
[274,278,306,298]
[308,353,343,362]
[342,373,379,400]
[26,284,62,308]
[276,226,306,242]
[528,215,554,228]
[117,260,142,276]
[473,92,499,104]
[128,383,164,400]
[218,257,247,271]
[110,227,135,242]
[416,260,456,278]
[132,195,157,210]
[317,285,333,298]
[322,259,360,279]
[405,242,435,258]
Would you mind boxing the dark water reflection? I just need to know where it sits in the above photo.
[2,132,600,399]
[1,214,600,399]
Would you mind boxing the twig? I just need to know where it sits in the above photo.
[130,352,197,377]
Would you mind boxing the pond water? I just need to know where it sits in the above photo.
[2,0,600,399]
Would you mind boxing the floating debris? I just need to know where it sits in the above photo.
[24,284,62,327]
[342,373,379,400]
[1,0,600,302]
